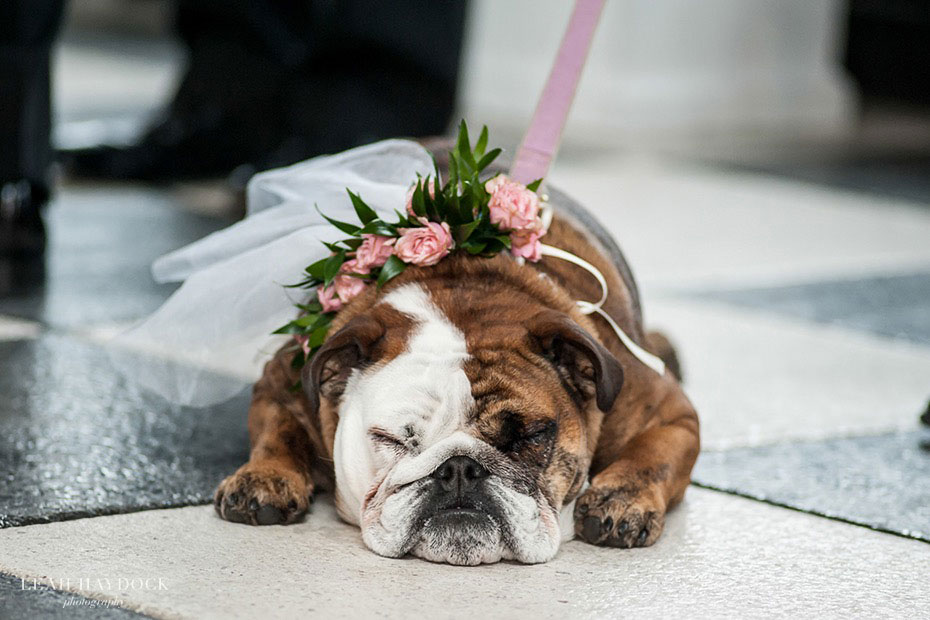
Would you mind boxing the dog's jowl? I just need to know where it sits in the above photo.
[214,195,700,565]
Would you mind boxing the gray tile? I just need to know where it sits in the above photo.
[0,336,249,528]
[736,154,930,206]
[0,187,231,328]
[693,272,930,345]
[0,573,149,619]
[694,431,930,542]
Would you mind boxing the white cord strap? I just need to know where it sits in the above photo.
[538,243,666,376]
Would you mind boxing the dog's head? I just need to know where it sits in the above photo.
[303,283,622,565]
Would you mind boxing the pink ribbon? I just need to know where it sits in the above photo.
[510,0,606,186]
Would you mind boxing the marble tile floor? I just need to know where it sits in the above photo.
[1,157,928,617]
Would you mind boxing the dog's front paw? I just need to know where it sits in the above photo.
[573,485,665,548]
[214,462,313,526]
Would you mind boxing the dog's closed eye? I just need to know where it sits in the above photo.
[496,414,557,455]
[368,428,409,453]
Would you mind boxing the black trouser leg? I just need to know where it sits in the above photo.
[0,0,65,256]
[0,0,66,188]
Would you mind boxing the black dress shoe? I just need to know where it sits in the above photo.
[0,180,47,257]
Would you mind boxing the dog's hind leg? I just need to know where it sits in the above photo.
[214,351,330,526]
[645,330,682,381]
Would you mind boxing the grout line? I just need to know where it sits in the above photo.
[0,499,215,531]
[690,481,930,545]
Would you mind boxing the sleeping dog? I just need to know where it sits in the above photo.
[213,159,700,565]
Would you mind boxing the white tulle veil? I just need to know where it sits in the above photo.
[112,139,434,406]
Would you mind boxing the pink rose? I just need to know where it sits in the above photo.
[405,177,437,218]
[393,221,453,266]
[485,175,539,231]
[510,226,544,262]
[318,258,370,312]
[318,284,343,313]
[355,234,394,269]
[333,258,369,302]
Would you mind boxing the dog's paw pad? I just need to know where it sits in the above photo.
[573,486,664,548]
[214,464,312,526]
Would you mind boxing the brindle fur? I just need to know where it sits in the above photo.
[215,177,699,550]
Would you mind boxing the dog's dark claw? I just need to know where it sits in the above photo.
[637,528,648,546]
[224,506,248,524]
[256,505,285,525]
[249,498,260,512]
[583,516,602,542]
[617,520,629,535]
[603,516,613,532]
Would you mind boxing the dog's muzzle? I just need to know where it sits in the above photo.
[424,455,493,522]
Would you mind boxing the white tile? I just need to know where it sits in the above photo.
[549,158,930,292]
[647,297,930,449]
[0,316,41,341]
[0,489,926,619]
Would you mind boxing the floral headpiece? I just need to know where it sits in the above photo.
[276,122,546,372]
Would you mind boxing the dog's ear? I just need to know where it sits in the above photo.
[526,310,624,412]
[302,314,384,416]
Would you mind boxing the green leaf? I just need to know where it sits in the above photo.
[348,190,378,224]
[454,219,481,244]
[458,191,475,223]
[433,175,443,204]
[272,321,300,335]
[359,220,397,236]
[482,237,510,256]
[460,239,487,255]
[323,251,345,285]
[284,276,321,289]
[476,148,502,172]
[295,313,321,327]
[376,255,407,288]
[341,237,364,250]
[308,327,328,348]
[448,151,460,190]
[290,349,305,370]
[432,157,444,190]
[526,178,543,192]
[457,121,477,172]
[474,125,489,157]
[393,209,414,227]
[297,300,323,313]
[305,257,328,279]
[411,181,427,217]
[316,205,361,235]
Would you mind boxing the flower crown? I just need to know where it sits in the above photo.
[275,122,545,373]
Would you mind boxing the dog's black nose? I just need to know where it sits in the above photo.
[431,455,489,494]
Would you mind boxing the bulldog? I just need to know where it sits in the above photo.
[213,166,700,565]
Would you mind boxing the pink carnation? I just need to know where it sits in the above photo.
[318,258,370,312]
[405,177,437,218]
[510,225,544,262]
[485,175,539,231]
[355,234,394,269]
[394,221,453,267]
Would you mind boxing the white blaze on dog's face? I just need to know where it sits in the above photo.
[311,284,623,565]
